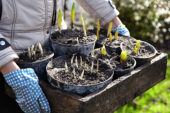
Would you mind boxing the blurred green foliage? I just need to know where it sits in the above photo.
[114,59,170,113]
[113,0,169,44]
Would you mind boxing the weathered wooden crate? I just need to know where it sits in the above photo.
[39,53,167,113]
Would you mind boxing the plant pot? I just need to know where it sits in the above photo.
[91,28,133,54]
[110,55,136,78]
[120,39,157,66]
[50,29,97,57]
[46,55,114,95]
[17,49,54,80]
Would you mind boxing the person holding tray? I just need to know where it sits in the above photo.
[0,0,130,112]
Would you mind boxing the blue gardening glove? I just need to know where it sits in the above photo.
[112,24,130,37]
[4,68,50,113]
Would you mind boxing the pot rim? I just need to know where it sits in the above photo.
[46,55,114,87]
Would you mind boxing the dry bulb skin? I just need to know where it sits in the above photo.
[79,69,84,80]
[65,61,69,73]
[84,62,89,71]
[80,56,83,66]
[27,43,44,60]
[90,61,94,73]
[75,56,78,68]
[37,42,44,57]
[72,68,76,79]
[71,55,74,64]
[76,37,79,44]
[96,60,99,72]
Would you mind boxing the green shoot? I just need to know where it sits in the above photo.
[133,46,139,54]
[28,47,31,59]
[37,43,43,57]
[101,45,107,56]
[71,55,74,64]
[75,56,78,68]
[81,14,87,37]
[90,61,94,73]
[114,30,119,40]
[97,18,101,31]
[57,9,62,32]
[120,50,127,63]
[72,68,76,79]
[97,30,100,40]
[136,40,141,49]
[71,2,75,28]
[80,56,83,66]
[107,22,112,36]
[79,69,84,80]
[109,33,113,42]
[96,60,99,72]
[96,18,101,40]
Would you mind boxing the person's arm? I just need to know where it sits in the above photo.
[0,61,20,75]
[76,0,119,26]
[0,37,51,113]
[76,0,130,36]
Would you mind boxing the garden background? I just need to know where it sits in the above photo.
[65,0,170,112]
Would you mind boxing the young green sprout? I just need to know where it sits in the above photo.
[120,50,128,63]
[109,33,113,42]
[101,45,107,56]
[96,60,99,72]
[96,18,101,40]
[114,30,119,40]
[80,56,83,66]
[79,69,84,80]
[65,61,69,73]
[90,61,94,73]
[107,22,112,37]
[72,68,76,79]
[71,2,75,28]
[57,9,62,32]
[71,55,74,64]
[81,14,87,37]
[75,56,78,68]
[136,40,141,49]
[37,42,43,57]
[133,46,138,54]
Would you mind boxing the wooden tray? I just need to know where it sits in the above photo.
[38,53,167,113]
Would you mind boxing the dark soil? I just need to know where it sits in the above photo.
[121,40,156,58]
[51,29,96,45]
[47,55,113,86]
[91,48,118,64]
[110,57,134,71]
[91,28,133,48]
[18,50,53,62]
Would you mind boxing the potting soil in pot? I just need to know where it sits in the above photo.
[47,55,113,86]
[51,29,96,45]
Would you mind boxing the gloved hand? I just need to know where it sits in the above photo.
[112,24,130,37]
[4,68,50,113]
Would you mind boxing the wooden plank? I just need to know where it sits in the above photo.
[39,53,167,113]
